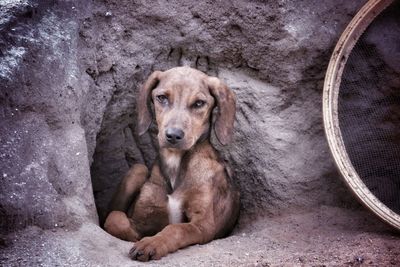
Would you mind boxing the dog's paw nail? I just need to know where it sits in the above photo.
[129,246,137,259]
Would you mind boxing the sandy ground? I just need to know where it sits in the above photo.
[1,205,399,266]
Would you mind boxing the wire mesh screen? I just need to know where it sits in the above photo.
[338,1,400,215]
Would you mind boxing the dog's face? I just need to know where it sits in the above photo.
[137,67,236,150]
[151,71,215,150]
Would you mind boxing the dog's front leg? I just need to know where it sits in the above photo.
[129,190,215,261]
[129,221,214,261]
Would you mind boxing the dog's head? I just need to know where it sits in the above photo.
[137,66,236,151]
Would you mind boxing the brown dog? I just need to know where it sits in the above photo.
[104,66,240,261]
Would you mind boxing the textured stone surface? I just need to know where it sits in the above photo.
[1,207,400,266]
[0,0,97,233]
[2,0,400,266]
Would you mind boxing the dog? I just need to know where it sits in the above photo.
[104,66,240,261]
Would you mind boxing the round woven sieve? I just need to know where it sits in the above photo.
[323,0,400,230]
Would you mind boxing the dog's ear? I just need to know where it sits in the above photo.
[207,77,236,145]
[137,70,163,136]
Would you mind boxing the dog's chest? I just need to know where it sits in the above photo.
[163,153,182,189]
[162,152,184,224]
[167,194,183,224]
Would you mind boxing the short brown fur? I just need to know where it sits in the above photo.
[104,66,240,261]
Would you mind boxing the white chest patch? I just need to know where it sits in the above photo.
[167,195,182,224]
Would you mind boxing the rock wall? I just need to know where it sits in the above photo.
[0,0,368,252]
[0,0,97,233]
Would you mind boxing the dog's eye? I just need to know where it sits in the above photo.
[192,100,206,109]
[156,95,168,105]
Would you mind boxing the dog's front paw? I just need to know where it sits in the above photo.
[129,236,168,261]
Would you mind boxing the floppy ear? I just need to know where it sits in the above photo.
[137,70,163,136]
[207,77,236,145]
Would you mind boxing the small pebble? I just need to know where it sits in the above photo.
[355,256,364,263]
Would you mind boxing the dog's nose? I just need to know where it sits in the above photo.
[165,128,185,144]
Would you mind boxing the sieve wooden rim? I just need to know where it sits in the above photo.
[323,0,399,229]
